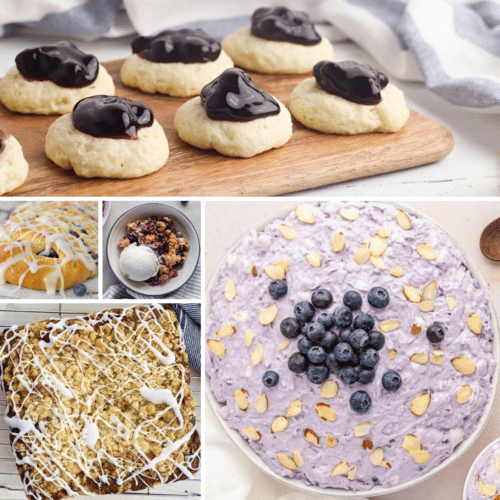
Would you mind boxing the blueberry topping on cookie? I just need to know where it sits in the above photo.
[72,95,154,139]
[298,336,313,355]
[251,6,322,46]
[343,290,362,311]
[307,345,326,364]
[348,329,370,351]
[350,390,372,413]
[367,286,390,309]
[262,370,280,387]
[131,28,221,64]
[426,322,445,344]
[294,301,315,322]
[360,348,379,368]
[306,364,330,384]
[358,368,376,385]
[317,312,335,330]
[269,279,288,299]
[333,305,353,328]
[353,312,375,332]
[15,41,99,88]
[320,330,338,352]
[339,366,358,385]
[311,288,333,309]
[382,370,402,392]
[200,68,280,122]
[333,342,354,363]
[73,283,87,297]
[280,317,301,339]
[306,322,326,342]
[368,331,386,351]
[313,60,389,105]
[288,352,308,373]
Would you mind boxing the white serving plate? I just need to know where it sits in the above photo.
[107,203,200,296]
[205,201,500,498]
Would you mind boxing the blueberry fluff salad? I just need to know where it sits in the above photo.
[206,201,497,492]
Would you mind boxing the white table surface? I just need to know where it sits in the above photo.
[205,199,500,500]
[1,34,499,197]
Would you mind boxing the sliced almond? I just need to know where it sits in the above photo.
[411,324,422,335]
[306,253,322,267]
[410,449,431,464]
[370,235,388,257]
[370,448,384,466]
[275,258,290,273]
[254,394,268,413]
[446,296,457,310]
[354,247,371,265]
[468,314,482,335]
[411,393,431,416]
[292,451,304,467]
[242,426,261,441]
[276,453,297,471]
[234,388,249,411]
[402,434,421,452]
[295,205,315,224]
[271,416,288,433]
[339,207,359,221]
[331,232,345,253]
[403,285,421,303]
[390,265,405,278]
[370,256,386,270]
[320,380,338,399]
[207,339,226,357]
[285,399,302,418]
[381,461,392,468]
[422,280,437,301]
[430,352,444,366]
[379,320,401,333]
[478,479,497,497]
[325,434,338,448]
[258,304,278,325]
[397,209,412,230]
[416,244,438,260]
[216,324,237,338]
[252,265,259,277]
[378,228,392,238]
[419,300,435,312]
[264,264,286,280]
[362,439,374,450]
[348,466,357,481]
[251,344,264,367]
[451,357,477,375]
[331,461,349,476]
[278,224,296,240]
[496,457,500,473]
[304,428,320,446]
[353,422,372,437]
[456,384,473,403]
[244,330,254,347]
[224,279,237,301]
[315,402,337,422]
[277,339,290,351]
[410,352,429,365]
[389,349,398,360]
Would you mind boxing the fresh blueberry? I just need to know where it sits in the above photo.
[360,348,379,368]
[348,329,370,351]
[294,301,315,322]
[311,288,333,309]
[73,283,87,296]
[368,331,385,351]
[280,317,301,339]
[333,342,354,363]
[288,352,308,373]
[262,370,279,387]
[333,306,353,329]
[367,286,390,309]
[298,336,313,355]
[358,368,376,385]
[344,351,359,367]
[339,366,358,385]
[382,370,402,392]
[268,279,288,299]
[307,345,326,364]
[325,352,340,374]
[320,330,338,352]
[306,364,330,384]
[338,328,352,343]
[301,322,312,335]
[343,290,362,311]
[306,322,326,343]
[317,312,335,330]
[350,390,372,413]
[426,322,445,343]
[353,313,375,332]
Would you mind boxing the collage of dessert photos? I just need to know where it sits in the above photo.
[0,3,499,500]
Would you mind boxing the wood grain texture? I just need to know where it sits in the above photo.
[1,59,454,197]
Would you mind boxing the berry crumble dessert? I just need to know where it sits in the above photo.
[206,201,497,492]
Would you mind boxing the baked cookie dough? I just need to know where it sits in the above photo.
[290,61,410,134]
[0,131,28,195]
[45,95,169,179]
[121,29,234,97]
[0,42,114,115]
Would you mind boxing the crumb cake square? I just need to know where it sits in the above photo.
[0,304,200,500]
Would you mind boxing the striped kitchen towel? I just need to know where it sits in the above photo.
[172,303,201,372]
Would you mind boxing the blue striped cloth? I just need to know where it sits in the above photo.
[172,304,201,373]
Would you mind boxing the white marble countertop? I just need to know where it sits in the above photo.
[1,34,499,197]
[205,199,500,500]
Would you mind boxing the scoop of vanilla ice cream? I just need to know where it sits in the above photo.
[119,243,160,281]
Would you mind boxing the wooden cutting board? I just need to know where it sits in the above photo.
[1,59,453,197]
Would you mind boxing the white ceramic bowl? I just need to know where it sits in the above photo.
[102,200,111,226]
[205,201,499,498]
[107,203,200,296]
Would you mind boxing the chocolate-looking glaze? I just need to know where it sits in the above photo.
[251,6,321,46]
[200,68,280,122]
[15,41,99,88]
[0,130,7,154]
[132,28,221,64]
[314,60,389,105]
[72,95,154,139]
